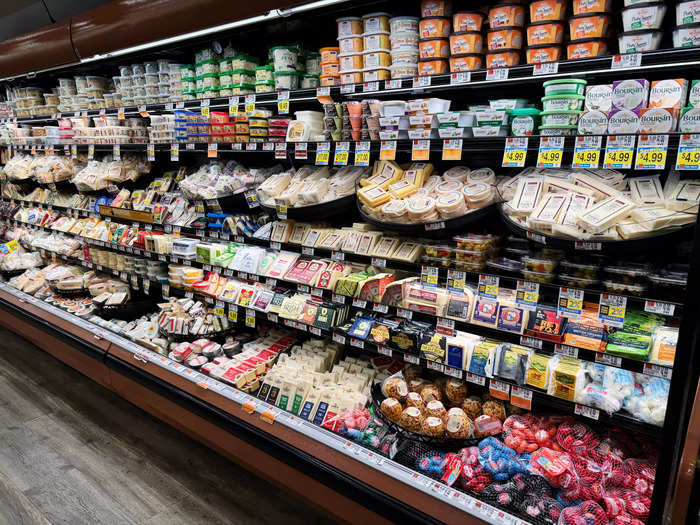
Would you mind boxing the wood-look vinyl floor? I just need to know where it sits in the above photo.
[0,327,335,525]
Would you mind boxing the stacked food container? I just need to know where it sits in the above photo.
[418,0,451,76]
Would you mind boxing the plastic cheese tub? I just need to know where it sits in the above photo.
[453,11,485,31]
[618,30,663,53]
[320,74,341,86]
[363,50,392,68]
[338,36,363,54]
[450,53,484,71]
[509,107,541,136]
[489,3,526,27]
[569,13,612,39]
[567,39,609,59]
[674,23,700,47]
[527,21,565,45]
[320,47,340,63]
[270,46,298,72]
[321,62,340,75]
[526,45,562,63]
[622,2,666,31]
[418,59,449,76]
[678,1,700,24]
[337,17,362,37]
[573,0,612,14]
[487,27,524,50]
[542,94,585,111]
[530,0,567,21]
[419,38,450,58]
[390,16,419,33]
[363,31,391,51]
[362,12,391,32]
[391,50,420,65]
[449,31,483,54]
[421,0,452,17]
[541,110,580,126]
[363,67,391,81]
[390,64,418,78]
[485,49,521,68]
[544,79,587,96]
[391,31,419,51]
[420,17,451,38]
[338,52,363,71]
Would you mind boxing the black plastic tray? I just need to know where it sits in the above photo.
[498,204,696,254]
[260,193,356,221]
[95,299,155,321]
[207,187,251,214]
[158,325,232,342]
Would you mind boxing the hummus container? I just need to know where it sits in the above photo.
[622,2,666,31]
[573,0,612,14]
[255,81,275,93]
[450,53,484,71]
[339,52,363,71]
[542,95,585,111]
[390,64,419,78]
[231,55,259,70]
[567,38,609,59]
[363,50,392,68]
[544,78,587,96]
[321,62,340,75]
[489,4,526,28]
[337,17,362,37]
[538,124,578,135]
[418,59,449,76]
[618,29,663,53]
[570,13,612,40]
[340,70,363,84]
[306,52,322,75]
[363,67,391,82]
[487,27,524,50]
[678,1,700,25]
[453,11,485,32]
[673,23,700,47]
[419,38,450,58]
[485,49,521,68]
[390,16,419,33]
[363,31,391,51]
[509,107,541,136]
[612,78,650,113]
[231,70,254,84]
[420,17,451,38]
[320,74,341,86]
[421,0,452,17]
[362,12,391,32]
[530,0,567,21]
[541,110,581,126]
[527,21,565,45]
[449,31,483,54]
[391,31,420,51]
[578,110,608,134]
[585,84,613,112]
[638,107,678,133]
[338,36,363,54]
[270,46,298,72]
[649,79,688,110]
[608,108,640,133]
[526,44,563,63]
[255,65,274,82]
[320,47,340,63]
[679,106,700,132]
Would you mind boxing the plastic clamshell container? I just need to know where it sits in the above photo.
[453,11,485,31]
[527,21,565,45]
[559,258,601,278]
[526,45,563,63]
[449,53,483,71]
[622,2,666,31]
[523,269,556,283]
[543,79,587,96]
[486,256,525,276]
[558,273,598,288]
[530,0,567,21]
[523,255,558,273]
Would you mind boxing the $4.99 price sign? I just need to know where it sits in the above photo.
[502,137,528,167]
[572,135,601,168]
[604,135,635,169]
[676,134,700,170]
[537,136,564,168]
[635,134,668,170]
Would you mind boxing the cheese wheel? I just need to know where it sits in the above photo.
[436,191,468,219]
[443,166,470,182]
[423,175,442,194]
[381,199,408,219]
[468,167,496,185]
[436,180,463,194]
[407,196,436,221]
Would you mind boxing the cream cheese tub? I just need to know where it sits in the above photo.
[389,16,419,33]
[679,106,700,132]
[542,94,586,111]
[543,79,587,96]
[538,124,578,135]
[618,29,662,53]
[585,84,613,112]
[622,2,666,31]
[678,1,700,25]
[673,23,700,47]
[541,110,581,127]
[608,108,640,134]
[578,110,608,134]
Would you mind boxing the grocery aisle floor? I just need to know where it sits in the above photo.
[0,327,335,525]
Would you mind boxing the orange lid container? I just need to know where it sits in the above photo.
[449,31,484,54]
[487,27,524,50]
[526,21,565,46]
[530,0,567,21]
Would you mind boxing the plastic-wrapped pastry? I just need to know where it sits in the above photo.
[444,379,468,405]
[445,407,474,438]
[382,375,408,400]
[421,416,446,436]
[406,391,425,412]
[482,400,507,421]
[420,384,442,403]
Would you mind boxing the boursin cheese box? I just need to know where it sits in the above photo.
[638,107,679,134]
[649,79,689,110]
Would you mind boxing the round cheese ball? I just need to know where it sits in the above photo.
[421,416,446,437]
[408,378,427,393]
[420,384,442,404]
[482,400,507,421]
[446,408,475,439]
[445,379,468,406]
[426,399,447,420]
[380,397,402,422]
[383,377,408,400]
[399,406,424,432]
[406,391,425,412]
[461,396,483,420]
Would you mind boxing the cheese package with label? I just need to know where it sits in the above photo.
[370,237,400,258]
[527,194,568,233]
[509,178,544,216]
[361,160,403,188]
[572,173,620,202]
[357,184,391,207]
[629,176,664,205]
[577,195,636,234]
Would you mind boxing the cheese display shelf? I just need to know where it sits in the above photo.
[4,1,700,523]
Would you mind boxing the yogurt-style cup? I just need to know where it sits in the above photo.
[420,17,451,38]
[569,13,612,39]
[485,49,521,68]
[419,38,450,58]
[421,0,452,17]
[566,38,609,59]
[489,3,526,28]
[572,0,612,15]
[487,27,524,50]
[449,31,483,54]
[418,59,449,76]
[449,53,484,71]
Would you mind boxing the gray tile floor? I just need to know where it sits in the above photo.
[0,327,334,525]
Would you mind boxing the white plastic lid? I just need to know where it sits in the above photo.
[361,30,391,36]
[363,48,392,54]
[363,12,392,18]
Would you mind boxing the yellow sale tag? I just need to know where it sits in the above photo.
[277,99,289,114]
[201,106,210,117]
[677,149,700,169]
[315,150,329,165]
[334,150,349,165]
[605,148,633,167]
[355,150,370,166]
[228,309,238,322]
[537,148,561,166]
[213,306,225,318]
[245,102,255,115]
[573,149,599,166]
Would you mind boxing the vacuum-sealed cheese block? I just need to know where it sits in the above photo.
[358,184,391,207]
[559,192,592,227]
[388,179,418,199]
[572,173,620,201]
[527,193,568,233]
[509,178,544,215]
[629,175,664,205]
[577,195,636,233]
[371,236,400,258]
[393,241,423,262]
[667,179,700,213]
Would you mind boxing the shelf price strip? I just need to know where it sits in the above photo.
[502,137,528,167]
[572,135,601,168]
[537,136,564,168]
[676,134,700,170]
[635,134,668,170]
[604,135,635,169]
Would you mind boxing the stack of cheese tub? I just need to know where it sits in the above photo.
[336,16,363,86]
[448,10,486,72]
[418,0,452,76]
[486,3,526,69]
[389,16,420,78]
[525,0,566,64]
[567,0,613,60]
[360,13,393,84]
[320,45,341,87]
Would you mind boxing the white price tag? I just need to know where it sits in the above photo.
[340,83,356,94]
[555,344,579,358]
[412,76,431,89]
[450,72,471,84]
[575,404,600,420]
[332,332,346,345]
[436,317,455,337]
[643,363,673,379]
[595,353,622,367]
[352,298,367,309]
[466,373,486,386]
[373,303,389,314]
[378,346,392,357]
[520,336,543,350]
[363,81,379,93]
[426,361,444,373]
[533,62,559,75]
[403,353,420,365]
[443,366,463,379]
[612,53,642,69]
[644,300,675,316]
[575,241,602,251]
[397,308,412,320]
[385,79,401,90]
[486,68,509,81]
[294,142,308,160]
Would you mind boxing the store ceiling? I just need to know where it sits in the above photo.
[0,0,109,42]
